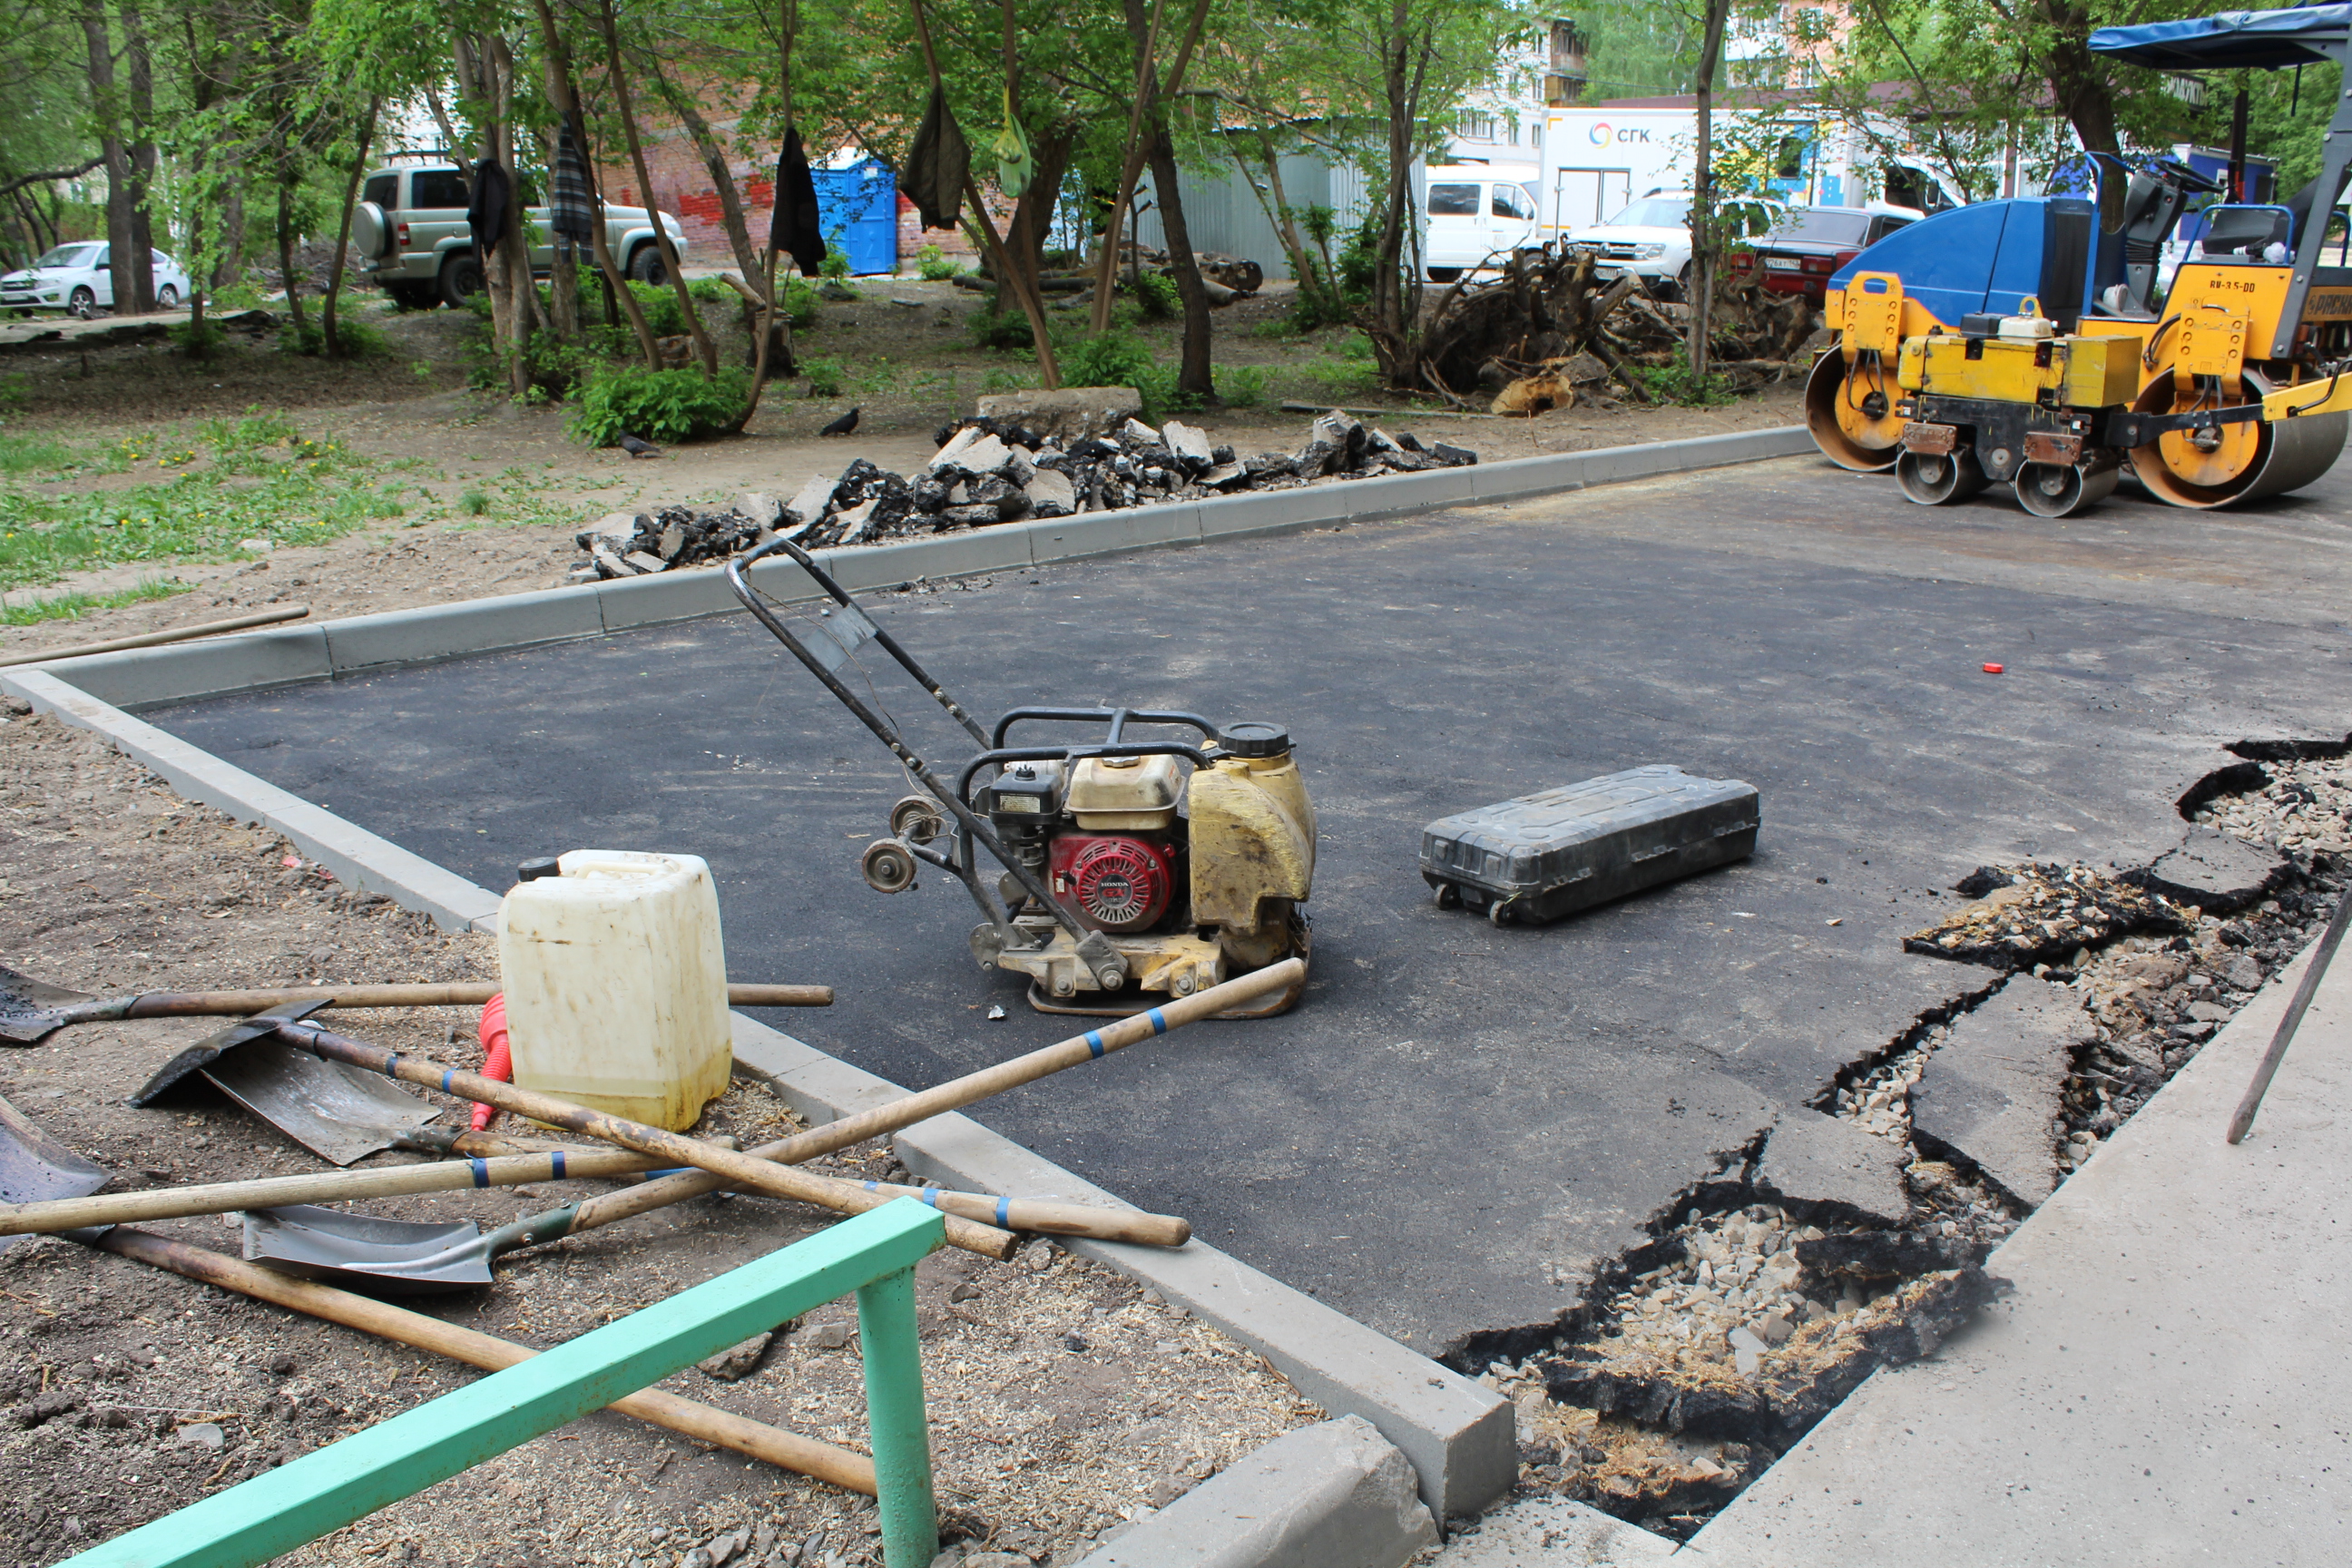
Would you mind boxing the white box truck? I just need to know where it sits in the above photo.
[1538,106,1965,235]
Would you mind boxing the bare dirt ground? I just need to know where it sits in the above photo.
[0,700,1323,1567]
[0,278,1803,661]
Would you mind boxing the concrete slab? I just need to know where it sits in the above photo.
[141,456,2352,1353]
[1432,1497,1676,1565]
[1910,976,2095,1207]
[1070,1416,1436,1568]
[2138,824,2289,915]
[1679,927,2352,1567]
[1750,1106,1913,1226]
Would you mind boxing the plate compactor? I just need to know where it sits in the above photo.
[1806,4,2352,516]
[726,536,1314,1017]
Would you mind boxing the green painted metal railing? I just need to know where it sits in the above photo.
[63,1200,946,1568]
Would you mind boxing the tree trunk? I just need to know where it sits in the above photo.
[995,123,1073,318]
[599,0,714,376]
[649,58,760,282]
[1145,128,1212,401]
[1687,0,1731,382]
[524,0,660,367]
[121,0,157,314]
[1362,2,1432,386]
[277,181,308,340]
[489,36,539,395]
[324,98,378,358]
[79,0,134,318]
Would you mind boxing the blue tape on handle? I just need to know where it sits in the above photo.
[1084,1029,1106,1059]
[550,1152,566,1181]
[925,1190,942,1209]
[1146,1007,1169,1036]
[469,1159,489,1189]
[441,1069,456,1094]
[996,1196,1011,1227]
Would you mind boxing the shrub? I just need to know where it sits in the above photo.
[1131,270,1180,319]
[167,318,228,358]
[1060,328,1156,392]
[799,356,846,398]
[820,233,851,279]
[1220,366,1269,408]
[276,315,393,360]
[566,365,750,446]
[916,244,964,281]
[968,302,1034,352]
[1624,360,1738,407]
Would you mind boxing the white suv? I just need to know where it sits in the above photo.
[1563,192,1697,297]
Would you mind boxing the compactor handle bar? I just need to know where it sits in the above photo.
[725,536,1122,982]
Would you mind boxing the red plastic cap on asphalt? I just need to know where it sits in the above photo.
[1983,662,2004,674]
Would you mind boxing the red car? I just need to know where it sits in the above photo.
[1728,206,1921,303]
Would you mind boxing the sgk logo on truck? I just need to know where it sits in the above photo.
[1587,122,1653,146]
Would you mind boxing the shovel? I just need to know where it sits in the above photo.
[0,964,833,1046]
[239,1176,1190,1294]
[0,1092,106,1253]
[230,961,1296,1290]
[129,1003,447,1167]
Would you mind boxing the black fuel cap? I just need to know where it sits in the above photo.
[516,857,563,882]
[1220,721,1290,758]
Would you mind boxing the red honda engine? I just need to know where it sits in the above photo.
[1049,833,1177,933]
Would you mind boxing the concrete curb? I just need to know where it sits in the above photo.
[1067,1415,1438,1568]
[4,426,1817,713]
[727,1013,1516,1523]
[0,667,502,930]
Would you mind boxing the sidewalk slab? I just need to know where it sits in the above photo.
[1679,930,2352,1567]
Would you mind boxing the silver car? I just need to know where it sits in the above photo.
[350,163,686,309]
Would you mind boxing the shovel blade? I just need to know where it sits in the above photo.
[129,1002,328,1107]
[242,1205,494,1294]
[201,1038,442,1166]
[0,965,94,1045]
[0,1093,107,1253]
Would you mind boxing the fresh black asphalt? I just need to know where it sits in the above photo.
[155,454,2352,1354]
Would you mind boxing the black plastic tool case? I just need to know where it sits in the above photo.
[1419,765,1759,923]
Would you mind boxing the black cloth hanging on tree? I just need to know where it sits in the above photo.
[771,129,827,277]
[467,159,512,258]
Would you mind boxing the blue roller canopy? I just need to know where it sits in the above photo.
[2089,5,2350,70]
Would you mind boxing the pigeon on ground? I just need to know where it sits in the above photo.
[617,432,662,458]
[818,407,861,436]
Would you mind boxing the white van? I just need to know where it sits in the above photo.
[1423,165,1543,281]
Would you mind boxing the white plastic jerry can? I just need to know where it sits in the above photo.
[495,850,731,1132]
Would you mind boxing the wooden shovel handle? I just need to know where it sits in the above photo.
[121,982,832,1015]
[277,1020,1017,1260]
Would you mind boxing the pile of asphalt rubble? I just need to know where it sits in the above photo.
[1465,746,2352,1542]
[569,410,1477,582]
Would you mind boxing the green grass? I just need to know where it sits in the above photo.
[0,412,409,593]
[2,577,191,625]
